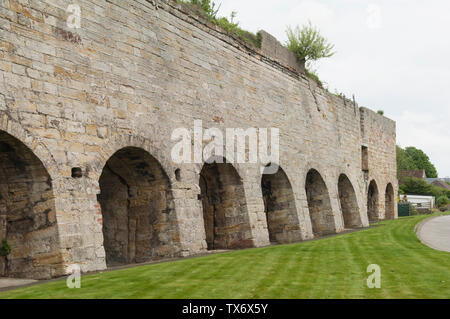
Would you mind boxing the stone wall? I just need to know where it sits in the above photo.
[259,30,306,75]
[200,161,253,250]
[0,0,398,279]
[360,107,398,220]
[262,164,302,244]
[338,174,363,228]
[98,147,181,266]
[0,131,62,279]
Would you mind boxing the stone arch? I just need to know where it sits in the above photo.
[367,180,380,223]
[199,157,253,250]
[0,114,59,178]
[385,183,395,220]
[305,168,336,236]
[92,134,177,188]
[0,130,62,279]
[338,174,362,228]
[261,163,302,244]
[98,147,181,266]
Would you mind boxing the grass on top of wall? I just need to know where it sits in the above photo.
[176,0,262,48]
[1,213,450,299]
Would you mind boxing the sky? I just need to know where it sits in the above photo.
[217,0,450,177]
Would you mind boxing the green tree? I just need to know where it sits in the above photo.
[404,146,438,178]
[436,196,450,207]
[396,145,417,173]
[285,22,335,62]
[400,177,450,198]
[397,145,438,178]
[399,177,433,196]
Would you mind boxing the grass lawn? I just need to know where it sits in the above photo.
[1,213,449,299]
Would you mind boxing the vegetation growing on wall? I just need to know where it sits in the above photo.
[304,69,322,86]
[0,239,11,276]
[0,239,10,258]
[285,22,335,86]
[177,0,261,48]
[177,2,337,86]
[285,22,335,62]
[397,145,438,178]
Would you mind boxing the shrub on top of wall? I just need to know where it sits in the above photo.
[285,22,335,86]
[177,0,262,48]
[285,22,335,62]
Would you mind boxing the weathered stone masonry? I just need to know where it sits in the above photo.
[0,0,397,279]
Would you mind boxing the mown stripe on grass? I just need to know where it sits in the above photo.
[1,214,449,299]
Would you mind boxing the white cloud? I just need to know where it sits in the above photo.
[288,1,335,27]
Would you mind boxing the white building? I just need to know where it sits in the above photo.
[401,195,435,209]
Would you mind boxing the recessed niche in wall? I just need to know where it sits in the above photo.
[71,167,83,178]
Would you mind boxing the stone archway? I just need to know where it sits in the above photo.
[261,164,301,244]
[98,147,180,267]
[0,131,61,279]
[385,183,395,220]
[367,180,379,223]
[338,174,362,229]
[199,158,253,250]
[305,169,336,236]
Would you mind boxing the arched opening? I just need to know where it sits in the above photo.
[305,169,336,236]
[338,174,362,229]
[367,180,379,223]
[385,183,395,220]
[199,158,253,250]
[98,147,180,267]
[261,164,301,244]
[0,131,60,279]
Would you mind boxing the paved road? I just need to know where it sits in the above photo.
[0,278,37,290]
[416,215,450,252]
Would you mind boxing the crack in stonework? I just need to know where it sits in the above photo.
[148,0,158,10]
[308,80,321,112]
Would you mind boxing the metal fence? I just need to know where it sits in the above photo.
[411,202,432,209]
[398,204,410,217]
